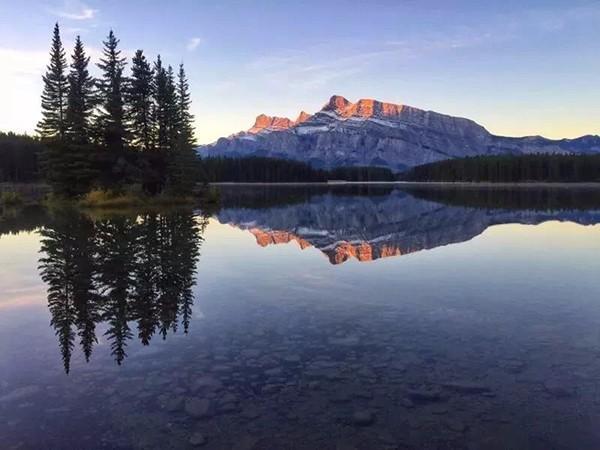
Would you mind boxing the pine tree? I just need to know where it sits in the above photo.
[165,64,198,194]
[167,136,200,195]
[165,65,179,149]
[43,35,99,196]
[97,30,128,153]
[65,36,95,144]
[176,63,195,148]
[127,50,155,152]
[153,59,179,152]
[42,33,96,196]
[37,23,69,140]
[45,139,98,196]
[153,55,170,153]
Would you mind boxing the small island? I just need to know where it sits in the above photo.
[1,24,202,209]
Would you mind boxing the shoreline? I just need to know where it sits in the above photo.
[211,181,600,188]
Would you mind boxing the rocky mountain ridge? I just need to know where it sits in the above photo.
[200,95,600,172]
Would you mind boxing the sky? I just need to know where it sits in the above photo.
[1,0,600,144]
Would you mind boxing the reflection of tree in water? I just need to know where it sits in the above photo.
[39,211,97,373]
[38,210,206,373]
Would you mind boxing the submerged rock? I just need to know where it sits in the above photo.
[500,359,527,374]
[352,410,375,426]
[400,398,415,409]
[328,336,360,346]
[164,396,184,412]
[264,367,283,377]
[241,407,261,420]
[191,375,223,393]
[283,354,301,363]
[189,432,207,446]
[184,398,212,418]
[407,388,443,402]
[430,405,448,415]
[543,379,576,398]
[441,382,491,394]
[446,419,468,433]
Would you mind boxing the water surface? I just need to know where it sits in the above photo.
[1,185,600,449]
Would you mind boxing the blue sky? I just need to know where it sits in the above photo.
[1,0,600,143]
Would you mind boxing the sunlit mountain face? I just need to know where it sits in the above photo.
[216,185,600,264]
[199,95,600,172]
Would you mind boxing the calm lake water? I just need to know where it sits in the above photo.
[1,185,600,449]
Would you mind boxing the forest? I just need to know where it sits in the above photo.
[0,132,44,183]
[402,154,600,183]
[199,156,396,182]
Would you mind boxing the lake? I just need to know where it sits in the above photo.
[1,185,600,449]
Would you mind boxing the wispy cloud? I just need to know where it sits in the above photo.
[51,1,98,20]
[247,48,378,90]
[247,44,417,91]
[187,37,203,51]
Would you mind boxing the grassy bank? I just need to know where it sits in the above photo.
[47,186,219,209]
[0,183,50,206]
[1,183,220,212]
[78,189,196,208]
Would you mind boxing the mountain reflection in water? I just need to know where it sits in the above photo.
[216,185,600,264]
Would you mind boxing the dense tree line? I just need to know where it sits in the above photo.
[200,156,396,182]
[39,209,206,373]
[37,23,198,197]
[402,154,600,183]
[0,132,45,182]
[405,186,600,211]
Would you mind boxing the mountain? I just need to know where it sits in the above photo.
[199,95,600,172]
[215,187,600,265]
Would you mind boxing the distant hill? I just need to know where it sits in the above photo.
[198,95,600,173]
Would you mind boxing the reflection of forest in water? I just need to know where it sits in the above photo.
[37,210,207,373]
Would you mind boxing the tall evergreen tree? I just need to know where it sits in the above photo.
[97,30,128,153]
[176,63,195,147]
[148,57,180,193]
[37,23,69,140]
[127,50,155,152]
[65,36,95,143]
[165,65,179,149]
[168,137,200,195]
[153,56,176,153]
[153,56,167,152]
[165,64,198,194]
[43,35,99,197]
